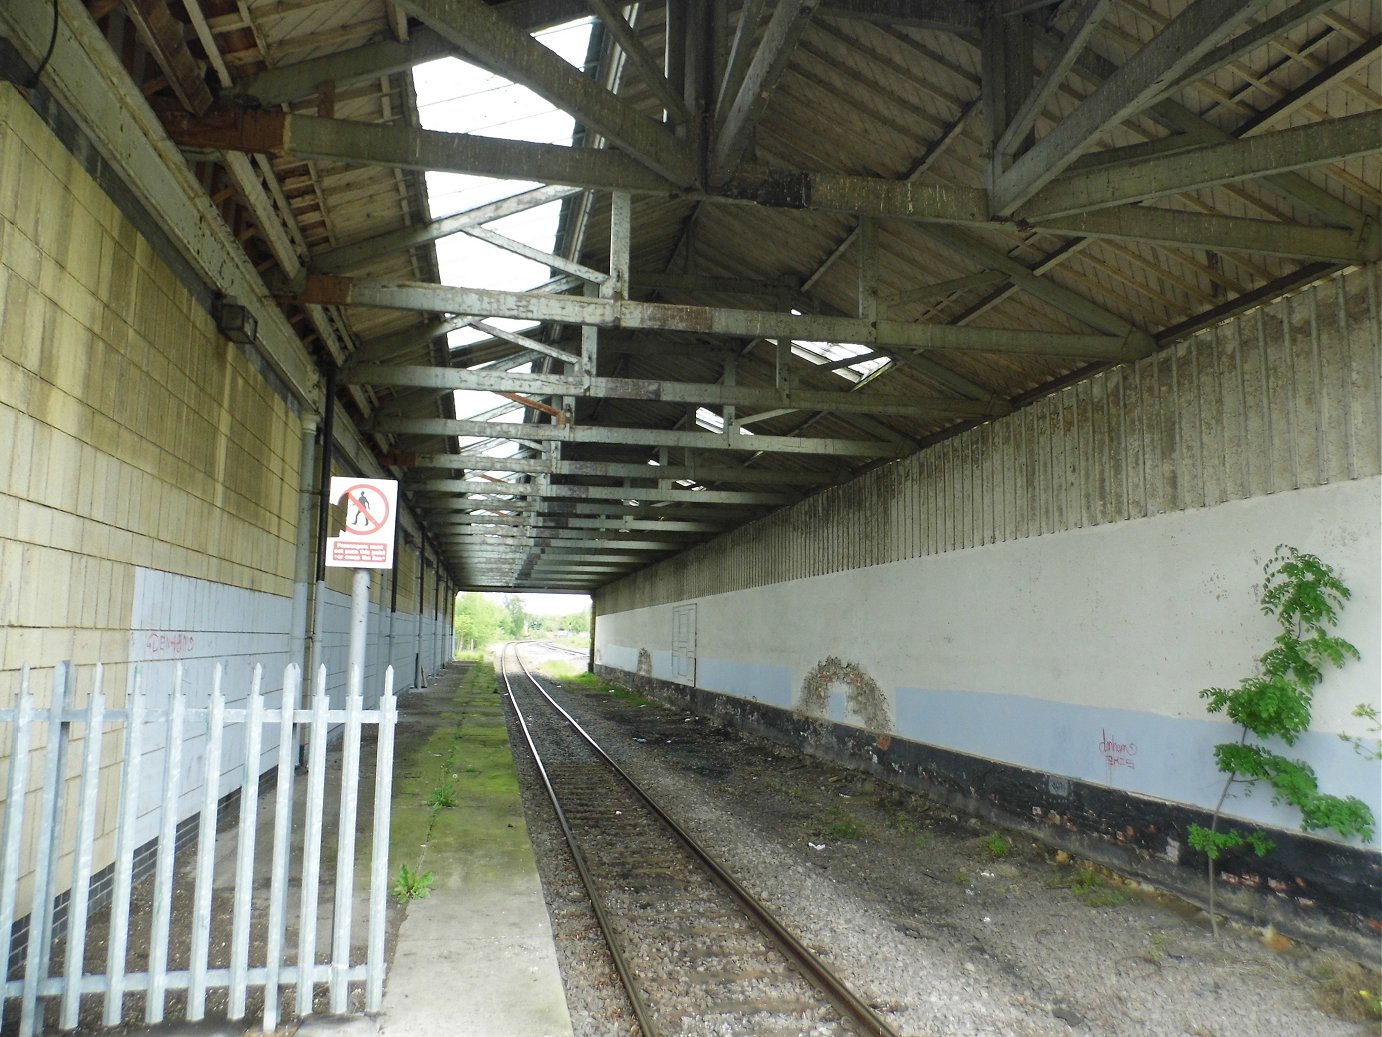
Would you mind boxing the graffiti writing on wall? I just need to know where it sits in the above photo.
[146,632,195,655]
[1099,729,1137,769]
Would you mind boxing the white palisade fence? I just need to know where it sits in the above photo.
[0,659,398,1036]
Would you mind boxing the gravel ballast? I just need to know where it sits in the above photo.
[508,649,1379,1037]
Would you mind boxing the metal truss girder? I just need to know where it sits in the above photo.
[426,514,729,533]
[161,109,676,194]
[459,546,649,562]
[345,363,1013,418]
[995,0,1271,213]
[1034,208,1378,264]
[352,318,473,366]
[414,479,793,505]
[917,227,1148,342]
[372,416,904,458]
[398,0,695,184]
[586,0,690,123]
[1021,109,1382,219]
[398,452,837,486]
[228,27,457,106]
[995,0,1115,162]
[443,531,684,549]
[712,0,822,181]
[301,277,1144,361]
[1031,23,1365,231]
[314,185,580,274]
[719,167,988,222]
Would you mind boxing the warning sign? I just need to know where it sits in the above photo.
[326,477,398,569]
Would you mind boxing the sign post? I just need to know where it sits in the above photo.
[325,478,399,704]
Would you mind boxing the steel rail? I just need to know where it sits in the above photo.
[502,642,900,1037]
[498,643,660,1037]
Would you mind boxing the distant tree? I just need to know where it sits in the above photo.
[566,609,589,634]
[453,593,506,651]
[502,594,528,638]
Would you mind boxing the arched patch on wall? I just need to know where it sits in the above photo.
[797,656,893,735]
[636,648,652,676]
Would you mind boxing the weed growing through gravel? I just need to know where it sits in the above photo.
[984,833,1012,859]
[950,867,970,886]
[1142,931,1171,964]
[1310,954,1382,1022]
[886,813,918,834]
[823,807,864,841]
[554,668,657,707]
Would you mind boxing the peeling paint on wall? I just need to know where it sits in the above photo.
[797,656,893,736]
[637,648,652,676]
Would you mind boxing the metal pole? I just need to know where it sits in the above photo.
[349,568,371,698]
[291,415,319,765]
[307,368,337,767]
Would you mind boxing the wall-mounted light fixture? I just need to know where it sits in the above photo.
[214,297,258,344]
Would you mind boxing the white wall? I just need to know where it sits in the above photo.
[598,475,1381,850]
[127,567,452,846]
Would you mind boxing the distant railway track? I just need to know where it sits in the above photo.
[500,642,898,1037]
[524,639,587,657]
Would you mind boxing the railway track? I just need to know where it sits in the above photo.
[500,642,899,1037]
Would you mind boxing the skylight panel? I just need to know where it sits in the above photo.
[695,407,725,432]
[791,340,891,382]
[412,19,593,436]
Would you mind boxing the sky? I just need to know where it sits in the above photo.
[413,21,595,617]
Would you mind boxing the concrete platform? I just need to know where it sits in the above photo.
[367,660,572,1037]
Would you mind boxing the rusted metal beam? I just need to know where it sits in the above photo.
[345,363,1013,419]
[297,276,1143,361]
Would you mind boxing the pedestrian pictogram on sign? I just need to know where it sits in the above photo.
[326,477,398,569]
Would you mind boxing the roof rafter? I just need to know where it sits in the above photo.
[711,0,821,181]
[995,0,1272,213]
[1021,109,1382,219]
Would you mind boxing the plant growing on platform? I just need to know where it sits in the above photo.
[1188,545,1374,936]
[393,863,434,903]
[426,781,458,811]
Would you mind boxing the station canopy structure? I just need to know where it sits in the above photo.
[31,0,1381,592]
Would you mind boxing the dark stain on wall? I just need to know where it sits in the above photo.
[597,664,1381,957]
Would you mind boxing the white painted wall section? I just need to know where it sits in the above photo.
[596,477,1382,846]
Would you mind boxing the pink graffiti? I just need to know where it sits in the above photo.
[1099,728,1137,770]
[146,632,195,655]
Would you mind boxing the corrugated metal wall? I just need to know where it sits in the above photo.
[598,265,1381,613]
